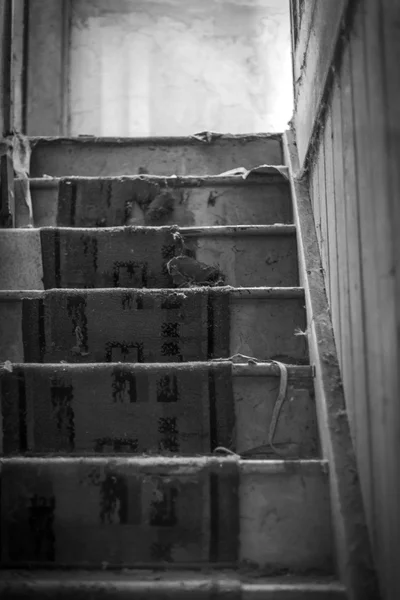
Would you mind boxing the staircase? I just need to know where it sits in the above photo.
[0,133,346,598]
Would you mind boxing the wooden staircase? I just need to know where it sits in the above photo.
[0,133,346,598]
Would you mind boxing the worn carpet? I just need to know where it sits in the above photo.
[40,227,180,289]
[0,457,239,566]
[21,289,231,363]
[57,177,188,227]
[1,363,235,455]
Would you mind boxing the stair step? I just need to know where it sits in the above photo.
[0,226,298,290]
[0,572,347,599]
[0,288,308,365]
[0,363,317,458]
[29,174,292,228]
[29,135,283,178]
[0,457,332,571]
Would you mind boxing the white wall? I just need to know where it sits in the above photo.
[70,0,293,137]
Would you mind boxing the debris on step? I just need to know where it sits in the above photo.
[212,355,301,459]
[0,360,13,374]
[4,132,34,227]
[71,326,89,357]
[191,130,223,143]
[167,255,225,287]
[146,190,175,222]
[217,164,289,180]
[132,189,175,224]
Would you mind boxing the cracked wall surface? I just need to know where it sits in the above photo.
[70,0,293,136]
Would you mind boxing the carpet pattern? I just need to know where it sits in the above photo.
[1,363,235,455]
[40,227,179,289]
[0,457,239,566]
[21,289,231,364]
[57,177,192,228]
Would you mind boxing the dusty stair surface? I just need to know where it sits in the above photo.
[0,134,346,599]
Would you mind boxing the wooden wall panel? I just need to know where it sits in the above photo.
[12,0,26,132]
[292,0,349,169]
[324,108,339,342]
[295,1,400,598]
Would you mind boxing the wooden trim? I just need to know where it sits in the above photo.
[283,130,380,600]
[0,148,14,227]
[292,0,350,172]
[293,0,317,84]
[1,0,13,135]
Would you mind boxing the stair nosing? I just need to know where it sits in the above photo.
[29,133,283,144]
[28,172,288,188]
[5,362,313,378]
[3,224,296,236]
[0,455,328,470]
[0,287,305,301]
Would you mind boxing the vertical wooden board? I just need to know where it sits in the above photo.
[331,76,352,414]
[26,0,65,135]
[12,0,26,132]
[310,150,319,225]
[342,30,375,542]
[293,0,317,81]
[319,126,330,302]
[294,0,348,168]
[347,1,376,546]
[364,0,399,592]
[324,106,340,357]
[313,146,321,251]
[1,0,13,134]
[380,1,400,598]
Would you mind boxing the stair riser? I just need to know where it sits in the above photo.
[29,136,283,178]
[0,229,298,290]
[0,458,332,571]
[0,292,308,365]
[30,179,292,227]
[0,366,318,458]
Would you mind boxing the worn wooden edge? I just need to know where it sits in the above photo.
[0,287,305,301]
[2,361,313,379]
[0,574,346,596]
[2,224,296,237]
[293,0,317,82]
[293,0,352,173]
[28,133,283,146]
[0,455,327,474]
[28,173,288,188]
[283,130,380,600]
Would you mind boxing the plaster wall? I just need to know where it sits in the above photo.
[69,0,293,137]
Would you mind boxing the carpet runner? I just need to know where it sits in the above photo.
[21,289,231,363]
[1,363,234,455]
[0,457,239,567]
[40,227,180,289]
